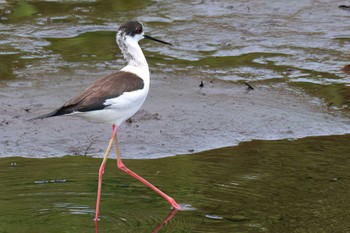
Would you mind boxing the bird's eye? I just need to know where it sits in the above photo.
[135,27,142,34]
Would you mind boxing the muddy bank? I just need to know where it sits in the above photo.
[0,0,350,158]
[1,70,349,158]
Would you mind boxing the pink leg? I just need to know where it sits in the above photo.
[113,132,180,210]
[94,124,118,221]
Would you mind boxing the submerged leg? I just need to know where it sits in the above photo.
[94,124,118,221]
[113,133,180,210]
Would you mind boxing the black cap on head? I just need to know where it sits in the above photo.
[118,21,143,36]
[118,20,172,45]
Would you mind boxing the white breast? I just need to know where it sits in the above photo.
[71,65,150,126]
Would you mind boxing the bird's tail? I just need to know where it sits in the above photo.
[27,109,60,121]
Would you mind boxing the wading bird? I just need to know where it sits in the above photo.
[32,21,180,221]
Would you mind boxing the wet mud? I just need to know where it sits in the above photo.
[0,0,350,158]
[1,73,349,158]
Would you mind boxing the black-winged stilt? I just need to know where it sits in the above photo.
[32,21,180,221]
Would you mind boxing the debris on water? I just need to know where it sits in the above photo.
[34,180,49,184]
[205,214,223,220]
[330,177,341,182]
[34,179,66,184]
[50,179,66,183]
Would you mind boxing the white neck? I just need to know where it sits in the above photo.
[117,32,150,88]
[117,32,149,69]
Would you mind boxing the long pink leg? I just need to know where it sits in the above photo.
[94,124,118,221]
[113,129,180,210]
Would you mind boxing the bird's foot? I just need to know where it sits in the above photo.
[168,198,181,210]
[117,160,126,170]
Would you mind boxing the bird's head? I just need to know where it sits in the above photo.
[117,21,172,45]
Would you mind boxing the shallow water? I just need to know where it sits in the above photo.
[1,134,350,232]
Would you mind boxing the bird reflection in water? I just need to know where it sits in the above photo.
[94,209,178,233]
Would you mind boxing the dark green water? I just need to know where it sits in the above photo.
[1,134,350,232]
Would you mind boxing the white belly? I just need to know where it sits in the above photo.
[70,87,149,126]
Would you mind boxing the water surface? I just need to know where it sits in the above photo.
[1,134,350,232]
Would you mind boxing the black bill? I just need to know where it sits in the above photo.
[144,34,172,46]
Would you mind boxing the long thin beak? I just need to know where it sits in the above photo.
[144,34,172,46]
